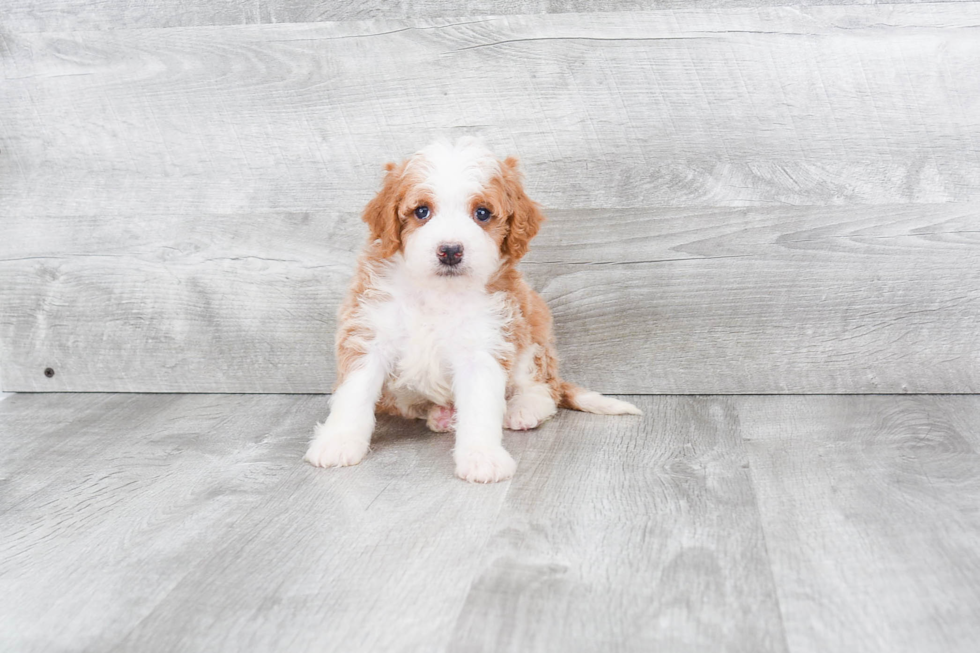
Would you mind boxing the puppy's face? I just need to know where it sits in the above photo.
[363,138,544,286]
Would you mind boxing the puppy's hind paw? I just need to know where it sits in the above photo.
[426,405,456,433]
[454,445,516,484]
[504,389,557,431]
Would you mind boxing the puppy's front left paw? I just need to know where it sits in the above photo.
[454,445,516,484]
[304,433,369,468]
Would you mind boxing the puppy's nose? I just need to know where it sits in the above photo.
[437,243,464,266]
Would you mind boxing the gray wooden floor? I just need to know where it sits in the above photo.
[1,394,978,652]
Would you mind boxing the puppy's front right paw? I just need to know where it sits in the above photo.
[454,445,516,484]
[304,429,370,468]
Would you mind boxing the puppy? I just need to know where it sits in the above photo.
[305,138,640,483]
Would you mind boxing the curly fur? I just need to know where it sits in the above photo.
[305,138,640,483]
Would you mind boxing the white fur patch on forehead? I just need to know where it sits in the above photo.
[405,137,501,195]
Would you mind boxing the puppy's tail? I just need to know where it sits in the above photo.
[559,382,642,416]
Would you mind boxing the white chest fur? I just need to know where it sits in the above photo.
[360,269,514,407]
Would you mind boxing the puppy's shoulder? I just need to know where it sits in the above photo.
[489,264,552,324]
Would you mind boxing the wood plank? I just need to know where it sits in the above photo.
[741,395,980,653]
[0,392,328,652]
[540,204,980,394]
[2,203,977,393]
[3,1,963,32]
[0,210,356,393]
[449,396,788,652]
[3,6,980,218]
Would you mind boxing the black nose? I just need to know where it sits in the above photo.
[437,243,464,266]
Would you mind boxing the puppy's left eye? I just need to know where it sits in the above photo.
[474,207,492,223]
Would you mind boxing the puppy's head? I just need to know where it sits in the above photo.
[363,137,544,285]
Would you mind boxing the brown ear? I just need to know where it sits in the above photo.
[500,157,545,261]
[362,162,404,258]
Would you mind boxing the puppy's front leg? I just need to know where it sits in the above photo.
[305,355,386,468]
[452,352,516,483]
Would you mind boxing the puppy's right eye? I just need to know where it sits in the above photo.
[414,206,430,220]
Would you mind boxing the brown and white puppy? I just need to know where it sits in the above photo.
[305,138,640,483]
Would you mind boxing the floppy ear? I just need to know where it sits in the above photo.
[362,162,404,258]
[500,157,545,261]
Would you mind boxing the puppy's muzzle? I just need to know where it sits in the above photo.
[437,243,464,268]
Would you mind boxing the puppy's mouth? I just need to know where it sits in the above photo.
[435,266,466,278]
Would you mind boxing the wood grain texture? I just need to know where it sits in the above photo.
[3,1,967,32]
[0,392,520,652]
[2,203,978,393]
[0,359,10,401]
[107,416,524,653]
[3,5,980,217]
[0,210,356,393]
[3,5,980,393]
[448,396,788,653]
[741,395,980,653]
[4,393,980,651]
[0,392,327,652]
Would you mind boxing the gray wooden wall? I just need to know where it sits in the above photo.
[2,2,979,394]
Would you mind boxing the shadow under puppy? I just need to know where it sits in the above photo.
[306,137,640,483]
